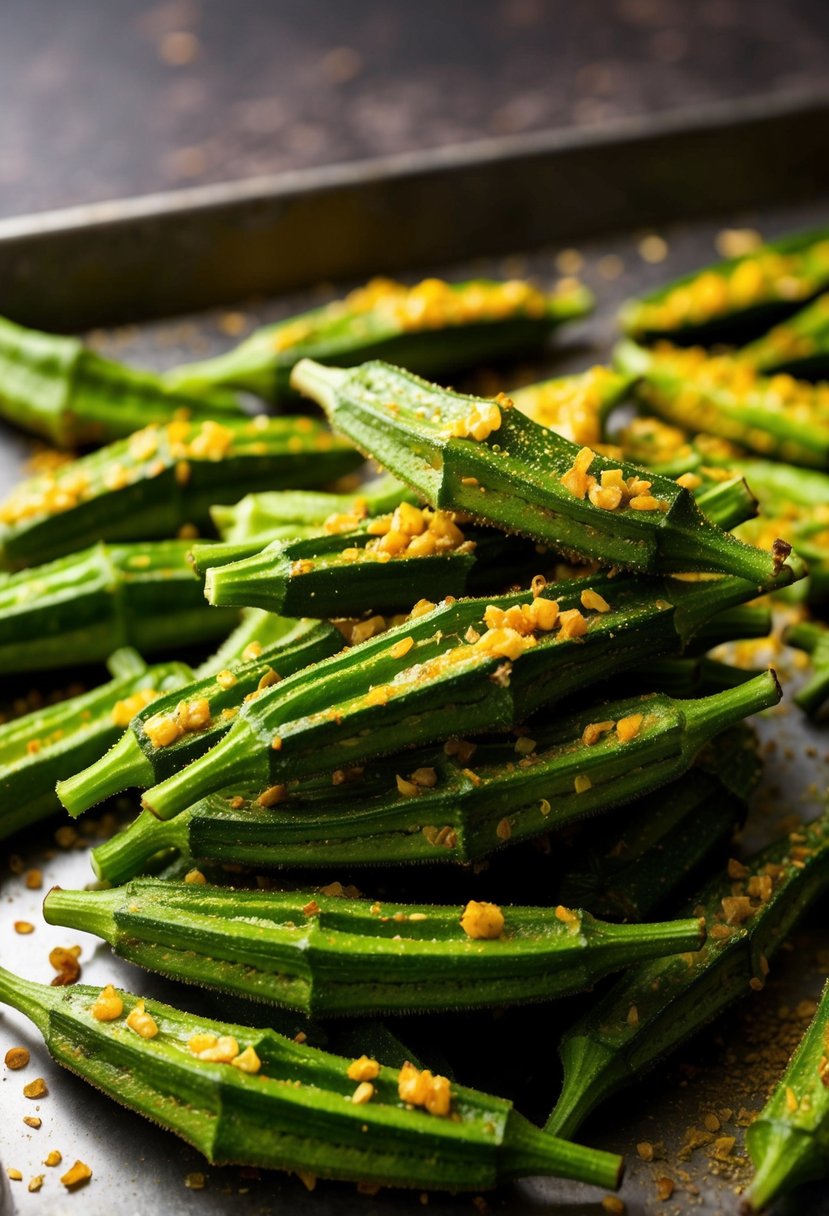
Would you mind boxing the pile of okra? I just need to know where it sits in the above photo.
[2,238,829,1209]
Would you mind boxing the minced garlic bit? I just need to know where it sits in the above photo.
[197,1035,240,1064]
[582,720,614,746]
[216,668,238,690]
[111,686,159,727]
[14,921,35,934]
[574,774,592,793]
[347,1055,381,1083]
[389,635,415,659]
[616,714,644,743]
[28,1174,44,1192]
[257,784,286,808]
[361,502,471,561]
[184,868,207,885]
[144,696,211,749]
[44,1150,62,1167]
[560,446,668,513]
[460,900,505,940]
[581,588,610,613]
[126,1001,159,1039]
[397,1061,452,1116]
[23,1078,48,1099]
[90,984,124,1022]
[351,1081,375,1105]
[5,1046,30,1070]
[440,398,503,442]
[60,1160,92,1190]
[6,1168,22,1181]
[232,1045,262,1074]
[555,905,581,933]
[395,774,420,798]
[25,867,43,890]
[23,1116,41,1129]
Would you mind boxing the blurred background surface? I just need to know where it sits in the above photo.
[0,0,827,219]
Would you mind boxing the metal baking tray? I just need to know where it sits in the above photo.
[2,92,829,1216]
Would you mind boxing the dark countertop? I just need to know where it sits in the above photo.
[1,0,827,220]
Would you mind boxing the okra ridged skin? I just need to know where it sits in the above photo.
[616,339,829,469]
[619,226,829,344]
[546,812,829,1140]
[0,539,238,674]
[0,966,622,1192]
[0,415,362,569]
[58,618,342,817]
[784,621,829,717]
[740,290,829,378]
[745,980,829,1211]
[294,358,790,583]
[163,277,594,401]
[91,674,780,882]
[45,880,705,1016]
[0,314,242,447]
[138,563,796,822]
[0,651,192,839]
[211,475,415,544]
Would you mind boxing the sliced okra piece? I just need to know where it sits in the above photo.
[619,226,829,344]
[58,616,342,817]
[294,358,790,582]
[0,414,361,569]
[510,367,634,446]
[0,651,192,840]
[163,276,593,401]
[211,474,414,545]
[740,290,829,378]
[784,621,829,717]
[558,726,759,920]
[616,339,829,468]
[745,979,829,1211]
[0,966,621,1193]
[546,811,829,1139]
[137,562,797,822]
[91,673,780,883]
[0,313,243,448]
[45,879,704,1017]
[0,539,238,675]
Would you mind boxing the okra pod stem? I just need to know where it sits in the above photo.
[0,539,237,674]
[0,965,622,1191]
[295,358,790,583]
[164,276,593,401]
[616,339,829,468]
[619,226,829,344]
[45,879,704,1016]
[745,980,829,1211]
[0,651,192,840]
[91,673,779,882]
[784,620,829,717]
[0,415,361,568]
[740,290,829,378]
[58,616,342,817]
[0,313,243,447]
[546,811,829,1139]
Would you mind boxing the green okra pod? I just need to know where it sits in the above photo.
[509,366,634,446]
[0,539,238,674]
[783,620,829,717]
[0,650,192,839]
[0,415,361,568]
[745,979,829,1211]
[616,339,829,468]
[91,673,779,883]
[211,474,414,545]
[0,313,243,447]
[163,276,593,401]
[44,879,704,1017]
[0,965,622,1192]
[137,564,796,822]
[740,290,829,378]
[58,615,342,817]
[619,226,829,344]
[546,811,829,1139]
[294,358,789,582]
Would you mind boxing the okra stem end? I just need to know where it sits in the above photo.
[56,731,154,818]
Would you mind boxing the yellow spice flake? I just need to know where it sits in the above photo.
[347,1055,380,1083]
[23,1077,48,1099]
[351,1081,375,1105]
[616,714,643,743]
[5,1046,30,1070]
[44,1150,62,1167]
[126,1001,159,1039]
[111,686,159,727]
[184,868,207,885]
[90,984,123,1022]
[460,900,505,940]
[581,589,610,613]
[60,1160,92,1190]
[398,1062,452,1116]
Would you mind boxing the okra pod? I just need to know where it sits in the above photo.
[0,966,622,1192]
[616,340,829,468]
[546,812,829,1139]
[745,980,829,1211]
[295,358,789,582]
[783,621,829,717]
[164,276,593,401]
[45,880,704,1016]
[619,226,829,344]
[0,539,238,674]
[0,415,361,568]
[194,607,326,678]
[211,474,414,545]
[91,673,780,882]
[0,313,243,447]
[58,616,342,816]
[740,290,829,378]
[510,366,634,446]
[0,650,192,839]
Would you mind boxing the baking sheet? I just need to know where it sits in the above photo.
[1,162,829,1216]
